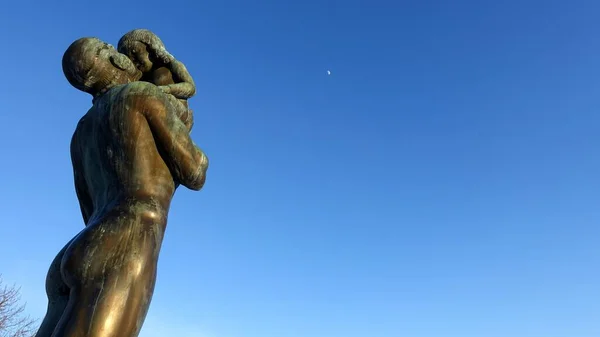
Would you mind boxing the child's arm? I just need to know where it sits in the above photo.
[149,44,196,100]
[160,60,196,99]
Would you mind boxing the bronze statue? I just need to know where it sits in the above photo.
[35,32,208,337]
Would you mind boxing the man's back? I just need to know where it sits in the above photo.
[70,82,201,225]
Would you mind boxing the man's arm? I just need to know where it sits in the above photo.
[159,60,196,99]
[143,95,208,190]
[70,129,93,225]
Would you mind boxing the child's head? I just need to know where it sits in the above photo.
[117,29,166,73]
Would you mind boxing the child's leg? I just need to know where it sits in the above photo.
[167,94,194,131]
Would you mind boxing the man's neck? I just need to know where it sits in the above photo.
[92,81,127,103]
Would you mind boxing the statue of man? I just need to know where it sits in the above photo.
[35,36,209,337]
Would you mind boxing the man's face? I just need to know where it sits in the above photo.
[91,40,142,87]
[63,37,143,96]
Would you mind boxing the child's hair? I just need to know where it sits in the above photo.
[117,29,166,57]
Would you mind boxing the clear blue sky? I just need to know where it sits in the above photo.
[1,1,599,336]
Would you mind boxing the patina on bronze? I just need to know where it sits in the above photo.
[35,34,208,337]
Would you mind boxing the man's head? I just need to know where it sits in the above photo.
[62,37,142,96]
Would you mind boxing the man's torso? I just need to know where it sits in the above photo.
[71,82,177,223]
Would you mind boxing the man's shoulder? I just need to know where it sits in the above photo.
[93,82,171,119]
[100,81,165,103]
[121,81,162,95]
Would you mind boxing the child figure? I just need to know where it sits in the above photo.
[117,29,196,130]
